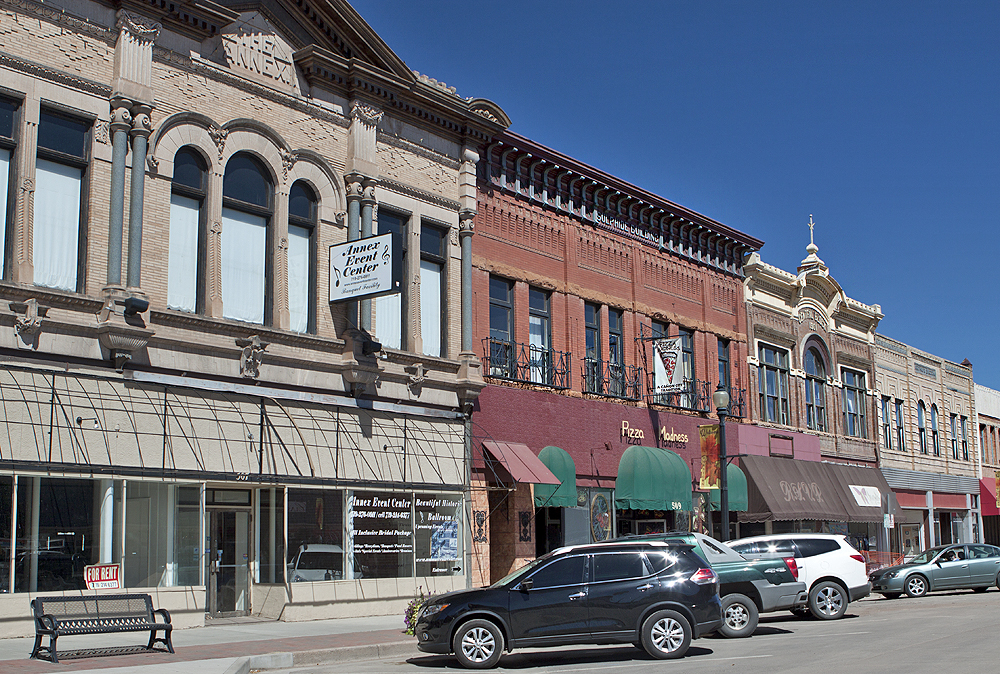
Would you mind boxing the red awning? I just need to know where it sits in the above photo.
[981,478,999,517]
[482,441,560,485]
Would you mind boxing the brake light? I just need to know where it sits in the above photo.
[690,568,718,585]
[850,554,865,564]
[783,556,798,580]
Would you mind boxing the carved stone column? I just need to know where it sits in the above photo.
[127,102,152,291]
[359,177,377,332]
[459,210,475,354]
[107,97,131,290]
[344,173,363,328]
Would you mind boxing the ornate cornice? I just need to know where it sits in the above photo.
[377,131,460,170]
[378,176,460,212]
[0,52,111,98]
[351,101,384,127]
[116,9,161,42]
[0,0,114,41]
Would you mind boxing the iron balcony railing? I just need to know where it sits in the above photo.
[583,358,643,401]
[483,338,572,389]
[645,376,748,418]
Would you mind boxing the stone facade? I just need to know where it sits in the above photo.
[0,0,509,635]
[975,383,1000,544]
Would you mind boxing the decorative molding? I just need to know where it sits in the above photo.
[94,120,111,145]
[281,148,298,182]
[236,335,268,379]
[146,154,159,173]
[116,10,161,43]
[0,52,111,98]
[10,298,48,346]
[351,101,384,127]
[378,176,461,212]
[377,132,461,171]
[0,0,114,42]
[209,126,228,161]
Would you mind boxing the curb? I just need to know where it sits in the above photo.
[226,640,417,672]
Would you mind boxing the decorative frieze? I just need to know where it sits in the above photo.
[236,335,268,379]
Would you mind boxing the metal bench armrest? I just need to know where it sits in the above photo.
[37,614,57,632]
[154,608,171,624]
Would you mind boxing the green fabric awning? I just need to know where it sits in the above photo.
[709,462,749,511]
[533,445,578,508]
[615,445,692,511]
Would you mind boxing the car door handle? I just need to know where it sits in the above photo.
[961,565,969,568]
[568,591,586,600]
[636,583,654,591]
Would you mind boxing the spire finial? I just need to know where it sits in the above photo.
[808,214,815,246]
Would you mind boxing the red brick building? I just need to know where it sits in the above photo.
[468,131,763,584]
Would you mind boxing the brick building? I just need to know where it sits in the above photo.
[874,335,979,554]
[974,384,1000,544]
[468,131,763,584]
[0,0,509,635]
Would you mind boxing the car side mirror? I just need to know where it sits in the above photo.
[520,579,533,591]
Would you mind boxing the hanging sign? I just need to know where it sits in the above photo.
[698,425,721,491]
[84,563,122,590]
[328,232,401,303]
[652,337,685,393]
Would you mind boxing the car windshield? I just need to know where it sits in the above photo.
[490,551,555,588]
[909,548,946,564]
[297,552,340,570]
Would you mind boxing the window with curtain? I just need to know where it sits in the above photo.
[374,210,406,350]
[0,97,17,280]
[950,414,958,460]
[34,110,89,291]
[222,153,272,324]
[804,347,827,431]
[931,404,940,456]
[895,399,906,451]
[167,147,206,312]
[841,369,867,438]
[608,308,624,396]
[918,401,927,453]
[584,302,601,393]
[758,344,789,424]
[718,339,730,392]
[287,181,316,333]
[881,397,892,450]
[679,328,694,406]
[419,222,446,357]
[528,286,551,384]
[961,416,968,461]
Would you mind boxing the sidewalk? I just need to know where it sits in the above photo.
[0,615,416,674]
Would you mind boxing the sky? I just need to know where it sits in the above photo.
[350,1,1000,389]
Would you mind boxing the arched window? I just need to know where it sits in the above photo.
[287,180,316,333]
[167,147,206,312]
[222,153,272,324]
[918,401,927,454]
[931,404,940,456]
[804,346,826,432]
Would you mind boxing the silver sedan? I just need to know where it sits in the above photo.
[869,544,1000,598]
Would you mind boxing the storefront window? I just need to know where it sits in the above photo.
[414,493,462,577]
[256,487,285,583]
[15,477,120,592]
[125,481,201,588]
[0,477,11,593]
[349,490,413,579]
[287,488,344,581]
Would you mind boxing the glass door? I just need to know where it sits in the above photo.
[206,509,250,617]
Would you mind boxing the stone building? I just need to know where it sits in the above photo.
[0,0,508,635]
[740,227,893,552]
[973,384,999,544]
[874,335,979,554]
[468,130,764,584]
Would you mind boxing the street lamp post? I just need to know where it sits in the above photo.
[713,384,731,541]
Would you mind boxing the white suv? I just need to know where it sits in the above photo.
[728,534,870,619]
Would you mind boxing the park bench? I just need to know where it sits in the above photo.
[29,593,174,663]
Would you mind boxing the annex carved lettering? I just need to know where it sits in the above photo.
[223,32,294,86]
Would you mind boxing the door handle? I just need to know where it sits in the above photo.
[637,583,654,591]
[568,591,586,600]
[961,565,969,568]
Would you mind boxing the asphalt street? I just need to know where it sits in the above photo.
[269,589,998,674]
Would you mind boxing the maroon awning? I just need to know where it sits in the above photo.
[482,441,560,485]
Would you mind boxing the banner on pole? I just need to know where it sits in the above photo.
[652,337,684,393]
[699,424,721,491]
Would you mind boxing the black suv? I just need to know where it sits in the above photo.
[415,540,721,668]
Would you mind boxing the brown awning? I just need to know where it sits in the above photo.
[482,441,560,485]
[738,454,851,523]
[826,462,898,523]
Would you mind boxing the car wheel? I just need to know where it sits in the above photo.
[452,619,503,669]
[881,592,901,600]
[904,575,928,598]
[718,593,759,638]
[640,610,691,659]
[973,586,988,593]
[808,581,847,619]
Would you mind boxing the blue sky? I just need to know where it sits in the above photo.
[351,1,1000,389]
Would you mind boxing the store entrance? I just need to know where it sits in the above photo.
[206,507,251,617]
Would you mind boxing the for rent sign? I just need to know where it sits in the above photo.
[84,563,122,590]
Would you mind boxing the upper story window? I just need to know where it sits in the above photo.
[931,404,940,456]
[167,147,207,313]
[961,416,969,461]
[374,210,407,350]
[881,396,892,450]
[758,344,789,424]
[981,425,988,464]
[718,339,730,391]
[841,369,867,438]
[222,153,273,325]
[420,222,447,357]
[528,286,551,383]
[804,346,827,432]
[608,309,623,365]
[34,110,90,292]
[895,399,906,451]
[950,413,959,460]
[486,275,513,378]
[651,320,668,339]
[918,401,927,453]
[287,181,317,333]
[679,327,695,406]
[585,303,601,362]
[0,97,17,280]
